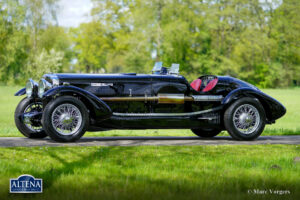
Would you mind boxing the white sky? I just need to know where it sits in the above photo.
[57,0,93,27]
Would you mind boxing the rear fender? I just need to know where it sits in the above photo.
[222,87,286,121]
[43,86,112,120]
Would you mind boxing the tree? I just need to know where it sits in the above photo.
[0,0,72,84]
[26,48,64,79]
[72,21,110,72]
[1,0,300,87]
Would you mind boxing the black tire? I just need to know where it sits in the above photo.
[42,96,89,142]
[14,97,47,138]
[224,97,266,140]
[191,128,221,138]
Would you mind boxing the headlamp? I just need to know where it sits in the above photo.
[38,79,52,98]
[25,79,35,97]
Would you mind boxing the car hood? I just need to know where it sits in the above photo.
[44,73,187,85]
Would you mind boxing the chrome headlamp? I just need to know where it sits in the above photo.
[38,79,52,98]
[25,79,38,98]
[25,79,34,97]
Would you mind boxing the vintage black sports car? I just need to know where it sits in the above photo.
[14,62,286,142]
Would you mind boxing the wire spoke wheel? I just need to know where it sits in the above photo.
[51,103,82,136]
[233,104,260,134]
[24,102,43,132]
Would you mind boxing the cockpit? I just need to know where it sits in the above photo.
[151,62,218,92]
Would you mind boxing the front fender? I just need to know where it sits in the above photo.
[43,86,112,120]
[15,88,26,96]
[222,87,286,121]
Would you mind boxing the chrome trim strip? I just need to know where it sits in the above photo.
[91,83,113,87]
[192,95,223,101]
[112,106,223,117]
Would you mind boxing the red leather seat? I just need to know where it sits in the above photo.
[190,79,202,91]
[202,78,218,92]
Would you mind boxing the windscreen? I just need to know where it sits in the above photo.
[152,62,163,74]
[169,63,179,75]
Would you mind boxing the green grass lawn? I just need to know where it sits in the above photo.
[1,86,299,137]
[0,145,299,200]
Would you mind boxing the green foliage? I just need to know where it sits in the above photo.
[72,0,299,87]
[39,25,73,71]
[0,0,70,84]
[0,0,300,87]
[72,21,110,73]
[26,48,64,79]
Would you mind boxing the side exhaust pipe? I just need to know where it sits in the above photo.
[99,94,223,104]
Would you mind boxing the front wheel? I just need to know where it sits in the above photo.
[42,96,89,142]
[224,97,266,140]
[191,128,221,138]
[14,97,47,138]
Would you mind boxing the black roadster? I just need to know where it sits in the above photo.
[14,62,286,142]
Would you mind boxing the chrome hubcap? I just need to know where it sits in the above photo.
[60,114,73,125]
[24,102,43,132]
[233,104,260,134]
[51,104,82,136]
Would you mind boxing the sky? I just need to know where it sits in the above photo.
[57,0,93,27]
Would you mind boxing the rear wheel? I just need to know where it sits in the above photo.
[224,97,266,140]
[42,96,89,142]
[14,97,47,138]
[191,128,221,138]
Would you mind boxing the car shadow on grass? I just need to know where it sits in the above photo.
[5,146,300,200]
[6,147,114,199]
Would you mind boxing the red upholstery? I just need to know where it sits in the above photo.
[202,78,218,92]
[190,79,202,91]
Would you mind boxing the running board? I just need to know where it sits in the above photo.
[112,105,223,117]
